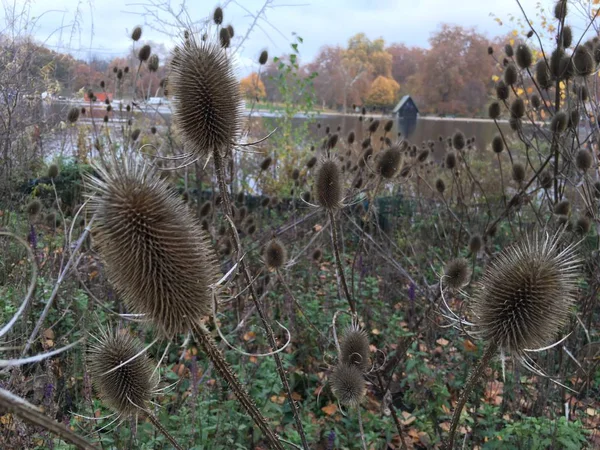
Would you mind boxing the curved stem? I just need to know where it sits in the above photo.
[444,343,497,450]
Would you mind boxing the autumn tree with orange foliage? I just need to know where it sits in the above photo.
[240,72,266,100]
[366,76,400,109]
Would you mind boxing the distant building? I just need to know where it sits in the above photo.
[392,95,419,119]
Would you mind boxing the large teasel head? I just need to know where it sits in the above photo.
[87,328,156,416]
[86,157,220,338]
[330,363,366,407]
[169,34,242,159]
[314,158,343,211]
[339,324,370,372]
[470,232,580,354]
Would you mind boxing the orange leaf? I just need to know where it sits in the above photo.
[243,331,256,341]
[463,339,478,352]
[321,403,338,416]
[291,392,302,401]
[436,338,449,347]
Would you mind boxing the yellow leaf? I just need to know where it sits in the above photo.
[371,328,380,335]
[512,30,518,36]
[509,38,515,46]
[270,395,286,405]
[321,403,338,415]
[243,331,256,341]
[516,88,524,96]
[492,75,500,82]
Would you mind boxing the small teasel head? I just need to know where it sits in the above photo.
[445,151,457,170]
[131,26,142,41]
[491,135,504,154]
[504,63,518,85]
[67,107,80,123]
[575,149,592,171]
[312,248,322,262]
[213,6,223,25]
[505,43,514,57]
[258,50,268,65]
[219,27,231,48]
[200,201,212,217]
[376,146,402,179]
[435,178,445,194]
[469,234,483,254]
[561,25,573,48]
[264,238,287,270]
[471,231,580,354]
[314,158,343,211]
[539,170,553,190]
[510,98,525,118]
[511,162,526,183]
[554,199,571,215]
[574,216,591,234]
[452,131,465,151]
[516,44,532,69]
[551,111,568,133]
[444,257,470,289]
[368,120,380,134]
[554,0,567,20]
[530,94,541,109]
[26,199,42,216]
[131,129,141,141]
[138,44,152,62]
[488,101,501,119]
[330,363,366,407]
[496,80,509,101]
[339,324,370,371]
[48,164,59,179]
[87,328,155,416]
[260,156,272,171]
[573,46,595,77]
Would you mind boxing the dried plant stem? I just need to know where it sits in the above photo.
[444,343,497,450]
[375,372,408,450]
[193,323,284,450]
[0,387,98,450]
[212,149,310,450]
[147,411,184,450]
[329,210,356,315]
[357,406,368,450]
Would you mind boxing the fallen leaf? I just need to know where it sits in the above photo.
[321,403,337,415]
[291,392,302,401]
[463,339,478,352]
[436,338,449,347]
[270,395,286,405]
[243,331,256,341]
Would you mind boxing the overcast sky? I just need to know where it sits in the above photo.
[1,0,595,76]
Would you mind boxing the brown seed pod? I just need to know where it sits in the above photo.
[48,164,59,179]
[469,234,483,254]
[504,63,519,86]
[26,199,42,216]
[496,80,509,101]
[330,363,366,407]
[445,152,457,170]
[314,159,342,210]
[368,120,380,134]
[539,170,553,190]
[561,25,573,48]
[347,131,355,145]
[86,157,219,338]
[554,0,567,20]
[260,156,272,171]
[376,146,402,179]
[213,6,223,25]
[417,149,429,163]
[574,216,591,234]
[510,98,525,118]
[516,44,533,69]
[435,178,445,194]
[306,156,317,169]
[575,149,592,171]
[340,325,370,371]
[444,257,470,289]
[131,129,141,141]
[247,223,256,235]
[88,328,155,416]
[384,120,393,133]
[488,46,494,55]
[226,24,234,38]
[573,46,595,77]
[327,133,339,149]
[259,50,268,65]
[491,135,504,153]
[148,54,159,72]
[471,232,580,354]
[551,111,568,133]
[131,26,142,41]
[219,27,231,48]
[488,101,501,119]
[359,147,373,168]
[312,248,322,262]
[512,162,526,183]
[452,131,465,150]
[67,107,80,123]
[554,200,571,215]
[531,94,541,109]
[200,201,212,217]
[138,44,151,62]
[505,44,514,57]
[535,59,552,90]
[264,239,287,270]
[169,36,241,159]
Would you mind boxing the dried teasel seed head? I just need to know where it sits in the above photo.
[574,216,591,234]
[48,164,59,179]
[219,27,231,48]
[376,146,402,179]
[26,199,42,216]
[359,147,373,168]
[444,257,470,289]
[260,156,272,171]
[340,325,370,371]
[368,120,380,134]
[550,111,568,133]
[554,0,567,20]
[469,234,483,254]
[86,157,219,338]
[550,48,564,78]
[138,44,151,62]
[312,248,322,262]
[512,162,526,183]
[488,46,494,55]
[562,25,573,48]
[505,44,514,57]
[327,133,339,149]
[306,156,317,169]
[200,201,212,217]
[292,168,300,180]
[471,231,580,354]
[264,239,287,270]
[535,60,552,90]
[504,63,519,85]
[491,135,504,153]
[259,50,268,65]
[131,26,142,41]
[131,129,141,141]
[435,178,445,194]
[226,24,234,38]
[247,223,256,235]
[452,131,465,150]
[516,44,533,69]
[170,36,241,159]
[554,199,571,215]
[531,94,541,110]
[213,6,223,25]
[88,329,155,416]
[330,363,366,407]
[67,107,80,123]
[510,98,525,118]
[314,159,342,210]
[573,46,595,77]
[539,170,553,190]
[445,151,457,170]
[575,149,592,171]
[417,149,429,163]
[488,101,501,119]
[384,120,393,133]
[559,55,574,80]
[347,131,355,145]
[574,85,588,102]
[496,80,509,101]
[148,54,159,72]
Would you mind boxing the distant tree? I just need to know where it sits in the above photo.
[240,72,266,100]
[365,76,399,109]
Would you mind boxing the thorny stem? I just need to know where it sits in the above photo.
[193,323,284,450]
[212,149,310,450]
[147,412,184,450]
[329,209,356,315]
[444,343,497,450]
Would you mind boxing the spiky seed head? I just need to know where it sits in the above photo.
[368,120,380,134]
[527,30,534,38]
[226,24,234,38]
[491,135,504,153]
[359,147,373,168]
[138,44,151,62]
[445,152,457,170]
[312,248,322,262]
[562,25,573,47]
[504,63,518,85]
[88,329,154,415]
[444,257,470,289]
[247,223,256,235]
[400,166,410,177]
[200,201,212,217]
[554,200,571,215]
[131,129,141,141]
[376,146,402,179]
[504,43,514,57]
[347,131,356,145]
[325,125,331,134]
[26,199,42,216]
[574,216,591,234]
[531,94,541,110]
[559,55,574,80]
[260,156,272,171]
[327,134,339,150]
[169,36,241,159]
[435,178,445,194]
[510,98,525,118]
[452,131,465,150]
[131,26,142,41]
[48,164,60,179]
[292,168,300,180]
[488,46,494,55]
[573,46,595,77]
[469,234,483,254]
[361,137,371,149]
[471,232,580,354]
[488,102,501,119]
[213,6,223,24]
[539,170,553,190]
[150,126,157,135]
[496,80,509,101]
[550,48,564,78]
[86,157,219,338]
[551,111,568,133]
[259,50,268,65]
[315,159,342,210]
[219,28,231,48]
[67,107,80,123]
[148,54,159,72]
[340,326,370,371]
[301,191,311,202]
[516,44,532,69]
[264,239,286,270]
[576,149,592,171]
[330,364,366,407]
[554,0,567,19]
[417,149,430,163]
[306,156,317,169]
[512,162,526,183]
[383,119,393,133]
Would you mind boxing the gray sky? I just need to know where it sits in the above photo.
[1,0,596,76]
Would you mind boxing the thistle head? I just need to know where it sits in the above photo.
[330,364,366,407]
[339,325,370,371]
[264,239,287,270]
[314,158,343,211]
[444,258,470,289]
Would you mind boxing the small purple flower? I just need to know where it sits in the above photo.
[43,382,54,402]
[28,224,37,249]
[326,430,335,450]
[408,282,416,303]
